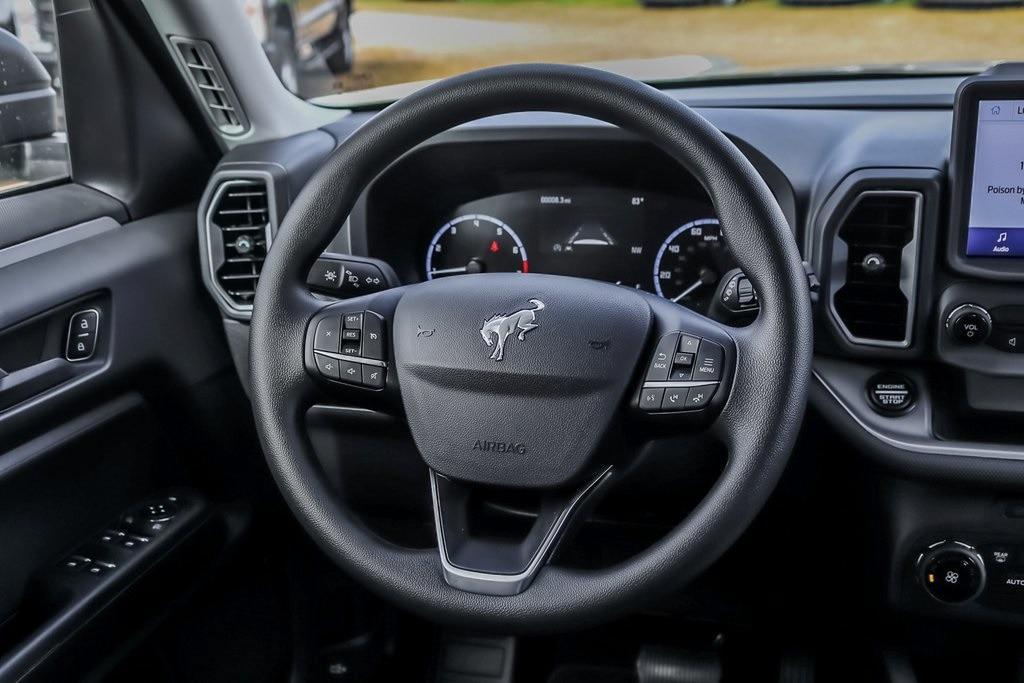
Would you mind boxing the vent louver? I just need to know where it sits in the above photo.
[210,180,271,307]
[831,191,922,347]
[171,37,248,136]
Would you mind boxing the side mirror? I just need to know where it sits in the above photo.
[0,27,56,146]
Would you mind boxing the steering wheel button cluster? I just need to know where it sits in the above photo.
[639,331,726,413]
[310,311,388,389]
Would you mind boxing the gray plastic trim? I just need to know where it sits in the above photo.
[430,466,612,596]
[199,170,278,320]
[828,190,923,349]
[0,217,121,269]
[312,350,386,368]
[169,36,250,137]
[813,359,1024,461]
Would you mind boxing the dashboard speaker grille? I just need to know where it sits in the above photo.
[831,191,922,347]
[210,180,270,306]
[171,37,248,136]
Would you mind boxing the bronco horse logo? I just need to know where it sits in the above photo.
[479,299,545,361]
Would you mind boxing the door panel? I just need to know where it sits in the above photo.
[0,186,246,681]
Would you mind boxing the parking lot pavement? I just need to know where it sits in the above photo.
[336,1,1024,95]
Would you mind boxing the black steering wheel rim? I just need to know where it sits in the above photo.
[249,63,812,631]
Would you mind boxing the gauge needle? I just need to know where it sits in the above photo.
[430,266,469,276]
[671,280,704,303]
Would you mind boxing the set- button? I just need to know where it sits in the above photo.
[312,310,387,389]
[639,331,725,413]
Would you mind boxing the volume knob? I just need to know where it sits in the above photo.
[945,304,992,345]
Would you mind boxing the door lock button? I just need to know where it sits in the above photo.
[66,309,100,361]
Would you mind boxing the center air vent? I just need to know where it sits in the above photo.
[171,37,248,136]
[206,179,273,310]
[830,191,922,348]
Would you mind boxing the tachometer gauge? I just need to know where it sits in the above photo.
[653,218,734,311]
[426,214,528,279]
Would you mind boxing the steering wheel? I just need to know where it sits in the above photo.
[249,64,811,631]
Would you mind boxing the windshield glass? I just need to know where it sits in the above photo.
[242,0,1019,107]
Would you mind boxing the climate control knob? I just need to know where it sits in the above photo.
[918,541,986,604]
[945,304,992,345]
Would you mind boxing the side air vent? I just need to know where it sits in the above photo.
[205,178,274,311]
[170,37,248,136]
[830,191,922,348]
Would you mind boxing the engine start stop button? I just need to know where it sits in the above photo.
[867,372,915,415]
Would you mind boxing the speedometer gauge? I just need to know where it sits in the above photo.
[426,214,528,279]
[653,218,734,312]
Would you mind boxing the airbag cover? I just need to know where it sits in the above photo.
[394,273,650,488]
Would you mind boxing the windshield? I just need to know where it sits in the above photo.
[243,0,1019,107]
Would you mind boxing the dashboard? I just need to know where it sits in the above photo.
[197,65,1024,633]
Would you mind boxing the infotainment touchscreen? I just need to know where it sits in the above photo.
[966,100,1024,257]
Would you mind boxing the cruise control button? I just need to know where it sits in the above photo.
[639,387,665,412]
[338,360,362,384]
[693,341,724,382]
[645,333,679,382]
[362,365,385,389]
[313,317,340,353]
[678,335,701,354]
[314,353,340,379]
[341,341,361,356]
[362,312,385,360]
[685,386,714,409]
[661,387,687,410]
[343,313,363,329]
[342,328,360,342]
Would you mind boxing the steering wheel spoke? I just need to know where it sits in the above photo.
[430,466,614,596]
[627,294,737,432]
[303,287,406,413]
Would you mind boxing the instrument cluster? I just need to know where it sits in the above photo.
[421,186,737,314]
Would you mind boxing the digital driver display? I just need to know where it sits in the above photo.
[966,100,1024,257]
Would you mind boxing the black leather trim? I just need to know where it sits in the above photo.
[249,64,812,630]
